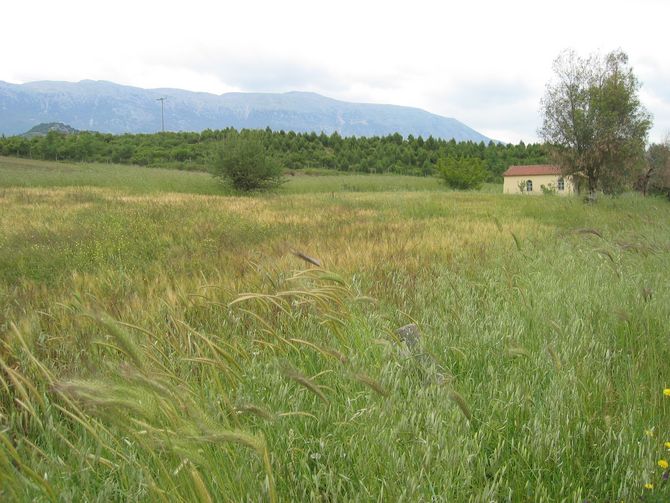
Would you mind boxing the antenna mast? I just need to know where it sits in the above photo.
[156,97,167,132]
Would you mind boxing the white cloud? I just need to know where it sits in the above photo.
[2,0,669,143]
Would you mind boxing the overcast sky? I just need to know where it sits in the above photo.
[2,0,669,143]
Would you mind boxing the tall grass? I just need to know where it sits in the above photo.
[1,158,669,501]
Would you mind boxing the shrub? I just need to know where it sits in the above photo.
[437,156,487,190]
[212,132,284,191]
[541,184,556,195]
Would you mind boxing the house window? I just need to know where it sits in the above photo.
[526,179,533,192]
[557,178,565,191]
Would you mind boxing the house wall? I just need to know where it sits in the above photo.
[503,174,575,195]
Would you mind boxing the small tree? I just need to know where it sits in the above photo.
[539,49,652,197]
[437,156,488,190]
[212,132,284,191]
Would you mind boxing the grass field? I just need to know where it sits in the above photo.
[0,156,504,195]
[1,157,669,501]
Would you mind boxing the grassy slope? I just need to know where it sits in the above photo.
[1,158,669,501]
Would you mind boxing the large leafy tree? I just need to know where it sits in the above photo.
[539,50,652,196]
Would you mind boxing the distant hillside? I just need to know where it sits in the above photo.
[0,80,491,142]
[20,122,79,138]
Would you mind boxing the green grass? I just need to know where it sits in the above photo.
[0,156,227,195]
[281,172,446,193]
[282,173,501,194]
[1,157,669,502]
[0,156,500,195]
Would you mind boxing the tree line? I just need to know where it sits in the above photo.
[0,128,548,181]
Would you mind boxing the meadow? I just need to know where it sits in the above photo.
[1,156,669,501]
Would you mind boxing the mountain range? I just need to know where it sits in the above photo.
[0,80,491,142]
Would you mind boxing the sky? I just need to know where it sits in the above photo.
[2,0,669,144]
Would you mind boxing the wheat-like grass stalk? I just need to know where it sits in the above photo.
[190,466,214,503]
[282,366,329,404]
[352,372,389,397]
[448,390,473,423]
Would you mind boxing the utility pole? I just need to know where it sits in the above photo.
[156,97,167,132]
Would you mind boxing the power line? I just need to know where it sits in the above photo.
[156,97,167,132]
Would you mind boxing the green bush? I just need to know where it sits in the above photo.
[212,132,284,191]
[541,184,557,195]
[437,156,487,190]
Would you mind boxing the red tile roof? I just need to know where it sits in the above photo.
[502,165,562,177]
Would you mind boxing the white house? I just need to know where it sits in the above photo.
[502,165,575,195]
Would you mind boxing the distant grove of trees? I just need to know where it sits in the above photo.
[0,128,548,181]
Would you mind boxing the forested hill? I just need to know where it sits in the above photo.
[20,122,79,138]
[0,128,546,180]
[0,80,490,142]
